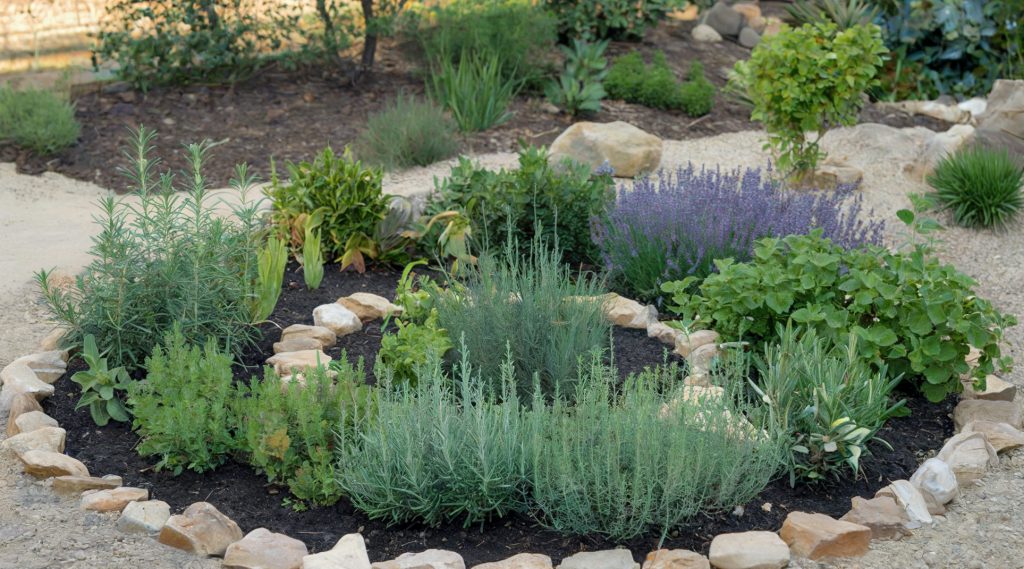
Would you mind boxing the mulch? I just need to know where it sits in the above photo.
[43,263,954,565]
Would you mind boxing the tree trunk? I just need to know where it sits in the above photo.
[360,0,377,72]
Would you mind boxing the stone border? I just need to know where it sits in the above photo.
[2,295,1022,569]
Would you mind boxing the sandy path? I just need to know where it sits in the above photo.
[0,127,1021,568]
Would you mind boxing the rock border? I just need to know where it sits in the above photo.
[2,294,1021,569]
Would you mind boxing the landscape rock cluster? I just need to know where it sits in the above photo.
[693,2,777,48]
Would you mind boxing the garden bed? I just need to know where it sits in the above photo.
[42,262,954,565]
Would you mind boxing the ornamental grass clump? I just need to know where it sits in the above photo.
[927,146,1024,229]
[592,164,884,303]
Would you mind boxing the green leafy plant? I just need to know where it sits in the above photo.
[787,0,879,30]
[252,236,287,322]
[302,222,325,290]
[605,52,714,116]
[36,127,264,371]
[545,0,676,40]
[678,62,715,118]
[751,324,905,483]
[662,231,1016,402]
[128,326,238,474]
[354,95,459,170]
[70,335,132,426]
[741,23,886,177]
[927,146,1024,229]
[0,86,80,155]
[545,39,608,116]
[376,310,453,386]
[427,52,522,133]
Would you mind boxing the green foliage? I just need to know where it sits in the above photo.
[377,311,453,386]
[545,39,609,116]
[427,53,522,133]
[266,147,393,272]
[430,145,614,264]
[927,146,1024,229]
[236,356,371,506]
[430,243,610,398]
[302,223,325,290]
[0,86,80,155]
[355,95,459,170]
[605,52,715,116]
[662,231,1016,402]
[545,0,676,40]
[252,236,287,322]
[787,0,879,30]
[678,62,715,118]
[37,127,264,372]
[70,335,132,427]
[751,325,904,484]
[128,327,238,475]
[742,23,886,176]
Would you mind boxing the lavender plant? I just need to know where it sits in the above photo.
[592,164,883,303]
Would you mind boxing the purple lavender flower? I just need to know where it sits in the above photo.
[592,164,884,304]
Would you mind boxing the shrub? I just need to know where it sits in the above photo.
[128,327,238,474]
[927,146,1024,229]
[430,243,610,398]
[430,145,615,264]
[376,311,453,387]
[592,165,884,304]
[752,324,905,483]
[546,39,609,116]
[662,231,1016,402]
[603,52,644,101]
[266,147,393,272]
[606,52,715,116]
[0,86,80,155]
[786,0,879,30]
[678,62,715,118]
[37,127,265,371]
[355,95,458,170]
[70,335,132,427]
[526,358,784,540]
[742,23,886,176]
[546,0,675,40]
[427,53,522,133]
[236,356,371,506]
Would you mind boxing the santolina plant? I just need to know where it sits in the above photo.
[592,164,884,303]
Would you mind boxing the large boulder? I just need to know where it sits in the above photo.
[549,122,662,178]
[779,512,871,560]
[978,79,1024,141]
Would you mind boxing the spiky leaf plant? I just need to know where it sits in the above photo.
[927,146,1024,229]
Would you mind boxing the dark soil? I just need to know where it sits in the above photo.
[3,15,953,192]
[44,264,954,565]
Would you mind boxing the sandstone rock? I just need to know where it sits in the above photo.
[668,4,699,21]
[732,3,761,22]
[1,362,55,400]
[958,97,987,118]
[5,393,44,437]
[372,549,465,569]
[642,549,709,569]
[13,410,58,434]
[880,100,970,124]
[224,528,309,569]
[965,346,982,367]
[936,431,998,485]
[840,496,911,540]
[266,350,333,375]
[876,480,932,527]
[19,450,89,478]
[691,24,723,43]
[472,553,553,569]
[13,350,68,383]
[962,420,1024,453]
[53,474,122,495]
[337,292,402,322]
[80,486,149,512]
[313,303,363,336]
[558,550,638,569]
[158,501,244,557]
[821,123,934,175]
[704,1,744,37]
[914,124,977,179]
[673,330,720,358]
[954,399,1023,431]
[273,336,324,354]
[647,322,683,347]
[810,161,864,188]
[549,122,662,178]
[1,426,66,456]
[761,17,783,36]
[909,457,958,504]
[686,343,720,374]
[780,511,871,560]
[978,79,1024,141]
[962,375,1017,402]
[39,327,67,351]
[602,294,658,329]
[738,26,760,48]
[303,533,371,569]
[280,324,337,348]
[116,500,171,534]
[708,531,789,569]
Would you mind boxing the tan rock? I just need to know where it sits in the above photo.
[281,324,337,348]
[313,303,362,336]
[372,549,466,569]
[642,549,709,569]
[303,533,371,569]
[936,431,998,485]
[691,24,723,43]
[224,528,309,569]
[39,327,67,351]
[273,336,324,354]
[80,486,149,512]
[19,450,89,478]
[962,375,1017,402]
[732,2,761,23]
[876,480,932,527]
[840,496,911,540]
[708,531,789,569]
[472,553,553,569]
[667,4,698,21]
[686,343,720,374]
[558,550,637,569]
[673,330,720,358]
[337,292,402,322]
[965,346,982,367]
[549,121,663,178]
[53,474,123,495]
[880,100,971,124]
[914,124,976,179]
[1,362,55,400]
[117,500,171,534]
[962,420,1024,453]
[13,410,58,434]
[954,399,1022,431]
[5,393,44,437]
[158,501,244,557]
[1,426,66,456]
[780,511,871,559]
[909,458,958,505]
[602,294,657,329]
[266,350,333,375]
[647,321,683,347]
[810,162,864,188]
[13,350,69,383]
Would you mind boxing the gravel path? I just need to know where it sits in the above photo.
[0,126,1021,568]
